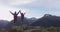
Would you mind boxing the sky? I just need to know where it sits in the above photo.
[0,0,60,21]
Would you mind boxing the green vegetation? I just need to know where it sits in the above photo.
[0,26,60,32]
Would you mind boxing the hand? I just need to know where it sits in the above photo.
[19,10,21,13]
[24,13,25,15]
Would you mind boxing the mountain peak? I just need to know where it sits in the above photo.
[30,17,37,20]
[44,14,52,17]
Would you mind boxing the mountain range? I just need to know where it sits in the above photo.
[31,14,60,27]
[0,14,60,29]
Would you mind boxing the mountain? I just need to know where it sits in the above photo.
[31,14,60,27]
[27,17,37,25]
[6,16,37,29]
[1,14,60,29]
[0,20,9,29]
[7,16,29,27]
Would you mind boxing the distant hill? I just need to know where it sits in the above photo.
[27,17,37,25]
[7,16,37,28]
[31,14,60,27]
[1,14,60,29]
[0,20,9,29]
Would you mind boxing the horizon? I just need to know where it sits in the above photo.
[0,0,60,21]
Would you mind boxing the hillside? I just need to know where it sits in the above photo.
[31,14,60,27]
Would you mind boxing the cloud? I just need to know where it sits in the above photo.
[0,0,37,6]
[0,5,12,21]
[0,3,29,21]
[0,0,60,21]
[37,0,60,8]
[1,0,60,9]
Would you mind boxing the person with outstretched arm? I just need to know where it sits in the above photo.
[19,10,25,22]
[9,11,20,23]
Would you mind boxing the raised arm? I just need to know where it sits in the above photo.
[24,13,25,15]
[17,11,20,15]
[9,11,14,15]
[19,10,22,14]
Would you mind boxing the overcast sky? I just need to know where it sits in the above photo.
[0,0,60,21]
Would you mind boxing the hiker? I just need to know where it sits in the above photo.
[19,10,25,22]
[10,11,19,23]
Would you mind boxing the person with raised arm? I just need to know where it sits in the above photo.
[9,10,20,23]
[19,10,25,22]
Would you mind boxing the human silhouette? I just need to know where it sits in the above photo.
[19,10,25,22]
[19,10,25,30]
[9,11,20,23]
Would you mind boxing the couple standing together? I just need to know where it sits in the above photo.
[10,10,25,23]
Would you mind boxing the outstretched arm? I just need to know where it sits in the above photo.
[17,11,20,15]
[24,13,25,15]
[19,10,22,14]
[9,11,14,15]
